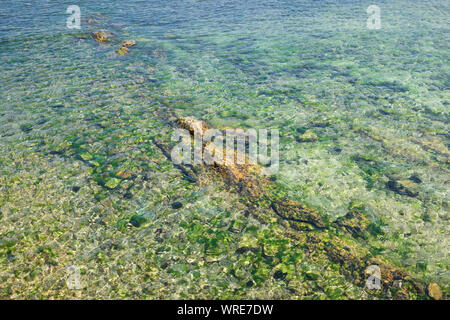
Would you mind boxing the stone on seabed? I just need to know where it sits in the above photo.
[427,283,442,300]
[116,46,129,56]
[297,129,318,142]
[93,31,108,43]
[122,40,136,47]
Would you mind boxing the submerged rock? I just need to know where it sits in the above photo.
[105,178,121,189]
[271,199,327,229]
[409,173,422,184]
[273,269,287,280]
[116,171,133,179]
[427,283,442,300]
[171,201,183,209]
[116,46,129,56]
[92,31,108,43]
[121,40,136,47]
[336,208,370,238]
[20,124,33,133]
[129,215,146,228]
[386,179,419,197]
[297,129,318,142]
[115,40,136,56]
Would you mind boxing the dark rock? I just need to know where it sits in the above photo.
[20,124,33,132]
[123,192,133,199]
[271,198,327,229]
[295,127,307,134]
[311,121,330,128]
[129,215,146,228]
[305,272,319,281]
[409,174,422,184]
[378,109,395,116]
[171,201,183,209]
[273,270,287,280]
[329,146,342,154]
[336,208,370,239]
[386,179,419,197]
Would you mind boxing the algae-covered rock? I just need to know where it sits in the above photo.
[427,283,442,300]
[129,215,147,228]
[297,129,318,142]
[105,177,121,189]
[121,40,136,47]
[271,199,326,229]
[20,123,33,132]
[80,152,93,161]
[92,31,108,43]
[116,170,133,179]
[336,203,370,238]
[116,46,129,56]
[386,179,419,197]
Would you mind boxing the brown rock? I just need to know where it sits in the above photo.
[121,40,136,47]
[177,116,210,137]
[93,31,108,43]
[336,208,370,238]
[116,46,129,56]
[427,283,442,300]
[116,171,133,179]
[271,199,326,229]
[394,289,409,300]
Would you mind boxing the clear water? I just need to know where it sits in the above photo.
[0,0,448,298]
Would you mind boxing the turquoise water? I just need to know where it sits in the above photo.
[0,0,448,298]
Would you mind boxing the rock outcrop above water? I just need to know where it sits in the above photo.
[121,40,136,47]
[92,31,109,43]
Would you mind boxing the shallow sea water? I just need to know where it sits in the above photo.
[0,0,448,298]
